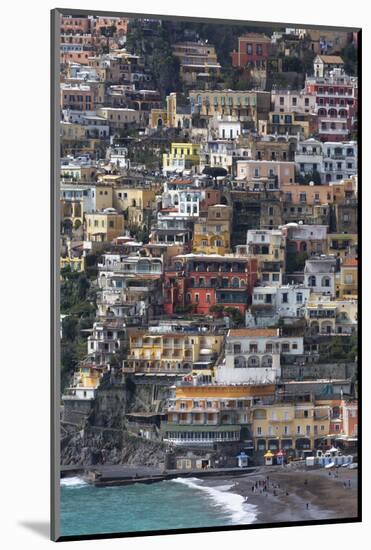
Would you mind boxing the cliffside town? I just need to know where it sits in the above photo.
[59,15,358,469]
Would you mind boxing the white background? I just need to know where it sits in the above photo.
[1,0,368,547]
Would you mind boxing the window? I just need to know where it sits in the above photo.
[233,343,241,354]
[282,293,288,303]
[272,273,279,282]
[257,427,262,435]
[297,293,303,304]
[246,44,253,54]
[280,97,284,106]
[300,193,307,203]
[195,294,199,303]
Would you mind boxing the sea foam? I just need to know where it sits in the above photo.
[60,476,88,488]
[172,477,257,525]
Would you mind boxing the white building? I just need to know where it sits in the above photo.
[304,256,337,297]
[213,117,242,140]
[87,321,124,363]
[162,181,204,217]
[322,141,357,183]
[106,144,130,169]
[271,90,316,114]
[60,183,96,214]
[248,284,311,327]
[216,328,304,385]
[295,138,324,179]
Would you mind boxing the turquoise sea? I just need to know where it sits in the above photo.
[60,476,257,537]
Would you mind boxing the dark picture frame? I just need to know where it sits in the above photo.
[51,8,361,542]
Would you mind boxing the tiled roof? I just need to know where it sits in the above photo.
[342,258,358,267]
[229,328,278,337]
[317,55,344,64]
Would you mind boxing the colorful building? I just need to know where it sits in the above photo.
[193,204,232,255]
[162,383,275,446]
[123,330,224,375]
[85,209,124,242]
[163,254,258,315]
[162,143,200,174]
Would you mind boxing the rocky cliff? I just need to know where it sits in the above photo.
[60,375,177,466]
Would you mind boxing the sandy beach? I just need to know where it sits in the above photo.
[205,466,359,525]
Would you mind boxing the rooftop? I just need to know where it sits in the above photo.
[228,328,278,337]
[316,55,344,64]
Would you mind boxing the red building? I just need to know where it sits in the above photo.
[164,254,258,315]
[231,33,271,69]
[61,16,91,34]
[306,72,358,141]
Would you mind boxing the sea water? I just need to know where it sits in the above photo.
[60,476,257,537]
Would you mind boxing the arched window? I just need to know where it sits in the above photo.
[308,275,316,287]
[261,355,273,368]
[248,356,260,368]
[234,356,247,368]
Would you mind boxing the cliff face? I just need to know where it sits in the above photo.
[60,376,176,466]
[61,425,167,466]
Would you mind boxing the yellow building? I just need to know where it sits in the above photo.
[328,233,357,260]
[112,187,156,226]
[85,210,124,242]
[163,142,200,174]
[338,258,358,299]
[60,121,86,141]
[96,107,140,129]
[61,164,97,182]
[150,93,192,130]
[251,400,331,451]
[162,384,275,446]
[62,364,102,400]
[60,198,83,232]
[124,331,224,375]
[259,111,312,138]
[94,184,114,211]
[60,255,85,273]
[172,42,221,85]
[243,229,286,285]
[193,204,232,255]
